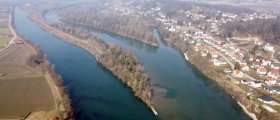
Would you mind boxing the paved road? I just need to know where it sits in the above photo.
[220,52,256,80]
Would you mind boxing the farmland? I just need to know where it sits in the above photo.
[0,6,11,47]
[0,77,54,119]
[0,5,70,119]
[0,43,57,119]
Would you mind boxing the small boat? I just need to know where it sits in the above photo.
[184,53,189,60]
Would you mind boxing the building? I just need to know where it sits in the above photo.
[265,86,280,94]
[264,43,274,52]
[258,96,274,104]
[265,78,277,85]
[267,69,279,79]
[232,70,244,78]
[224,68,232,74]
[240,64,249,71]
[241,80,250,84]
[257,67,267,75]
[249,81,262,88]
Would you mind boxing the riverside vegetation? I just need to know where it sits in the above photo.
[55,4,158,46]
[27,7,154,110]
[26,40,74,119]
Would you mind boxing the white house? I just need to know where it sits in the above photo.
[213,59,227,66]
[264,43,274,52]
[249,81,262,88]
[265,78,277,85]
[232,70,244,78]
[241,80,250,84]
[271,63,280,70]
[241,65,250,71]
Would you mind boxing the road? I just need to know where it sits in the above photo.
[0,9,17,54]
[271,51,280,63]
[220,52,256,80]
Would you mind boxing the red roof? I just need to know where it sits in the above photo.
[267,78,277,81]
[258,67,267,72]
[271,69,279,74]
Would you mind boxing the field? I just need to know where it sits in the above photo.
[0,7,11,47]
[0,5,60,119]
[0,77,55,119]
[0,39,8,45]
[0,44,55,119]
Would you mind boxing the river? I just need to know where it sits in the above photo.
[14,7,251,120]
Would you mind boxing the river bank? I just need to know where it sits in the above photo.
[55,7,159,47]
[10,7,74,119]
[0,6,74,119]
[155,26,279,119]
[24,7,157,115]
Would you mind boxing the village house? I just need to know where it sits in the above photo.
[261,58,271,66]
[271,63,280,70]
[265,78,277,85]
[264,43,274,52]
[241,80,250,84]
[258,96,275,104]
[232,70,244,78]
[224,68,232,74]
[265,86,280,94]
[257,67,267,75]
[240,64,250,71]
[267,69,280,79]
[249,81,262,88]
[253,61,261,68]
[213,59,226,66]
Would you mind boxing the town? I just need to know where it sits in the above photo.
[108,0,280,115]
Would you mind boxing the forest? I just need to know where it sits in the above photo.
[55,6,158,46]
[222,18,280,44]
[50,22,153,106]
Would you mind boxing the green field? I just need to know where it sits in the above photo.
[0,39,9,45]
[0,77,55,119]
[0,28,11,35]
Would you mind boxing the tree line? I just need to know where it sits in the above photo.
[222,18,280,44]
[55,6,158,46]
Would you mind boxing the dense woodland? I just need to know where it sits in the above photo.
[56,8,158,46]
[222,19,280,44]
[50,22,152,105]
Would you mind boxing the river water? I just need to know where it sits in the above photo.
[14,6,251,120]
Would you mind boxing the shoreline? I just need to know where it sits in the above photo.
[26,8,158,116]
[11,6,73,119]
[237,101,258,120]
[154,27,260,120]
[57,18,159,47]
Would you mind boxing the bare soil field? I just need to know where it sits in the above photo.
[0,6,66,119]
[0,77,55,119]
[0,44,56,119]
[0,44,34,63]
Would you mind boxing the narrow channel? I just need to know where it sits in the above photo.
[15,6,251,120]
